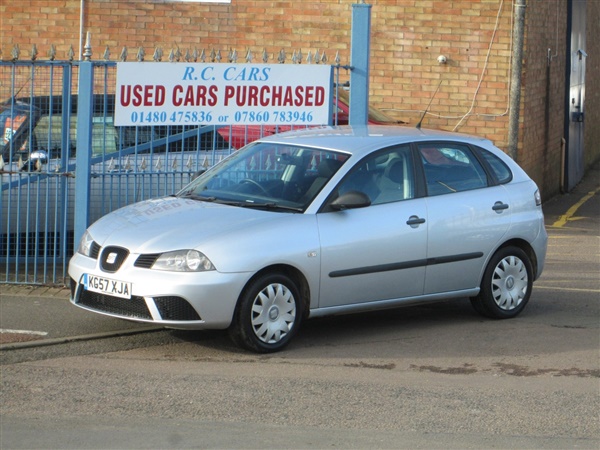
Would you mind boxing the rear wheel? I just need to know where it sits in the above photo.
[471,246,533,319]
[229,273,303,353]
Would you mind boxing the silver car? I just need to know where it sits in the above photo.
[68,126,548,352]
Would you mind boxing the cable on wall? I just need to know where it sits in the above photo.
[383,0,514,128]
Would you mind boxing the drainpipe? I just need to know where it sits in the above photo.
[507,0,526,161]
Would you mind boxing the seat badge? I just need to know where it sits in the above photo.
[106,252,118,264]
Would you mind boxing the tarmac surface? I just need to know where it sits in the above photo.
[1,162,599,350]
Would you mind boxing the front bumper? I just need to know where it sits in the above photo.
[68,252,251,330]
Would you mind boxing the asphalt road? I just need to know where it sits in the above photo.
[1,164,598,449]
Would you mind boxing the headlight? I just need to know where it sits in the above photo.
[152,250,215,272]
[77,230,95,257]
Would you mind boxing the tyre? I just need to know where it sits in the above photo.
[229,273,303,353]
[470,246,533,319]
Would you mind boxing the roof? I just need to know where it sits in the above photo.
[259,125,493,157]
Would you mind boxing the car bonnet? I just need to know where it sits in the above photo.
[86,196,275,253]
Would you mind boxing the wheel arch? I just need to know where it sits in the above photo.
[494,238,539,279]
[236,264,312,320]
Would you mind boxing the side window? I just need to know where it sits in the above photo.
[337,145,414,205]
[418,143,488,196]
[91,116,117,156]
[32,115,117,158]
[119,125,156,148]
[31,115,77,158]
[479,148,513,184]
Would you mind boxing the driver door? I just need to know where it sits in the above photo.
[316,145,428,308]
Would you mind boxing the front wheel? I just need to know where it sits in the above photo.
[229,273,303,353]
[470,246,533,319]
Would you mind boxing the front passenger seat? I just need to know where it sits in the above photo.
[376,157,410,203]
[301,158,343,204]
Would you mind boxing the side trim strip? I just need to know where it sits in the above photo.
[309,288,481,318]
[330,259,428,278]
[329,252,484,278]
[427,252,483,265]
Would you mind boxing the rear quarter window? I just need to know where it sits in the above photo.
[479,149,513,184]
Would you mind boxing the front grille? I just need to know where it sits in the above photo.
[70,277,77,298]
[90,241,101,260]
[154,296,201,321]
[134,253,160,269]
[100,246,129,273]
[77,289,152,320]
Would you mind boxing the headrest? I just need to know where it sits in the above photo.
[385,158,405,183]
[318,158,343,177]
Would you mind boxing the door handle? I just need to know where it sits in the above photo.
[406,215,426,228]
[492,201,509,212]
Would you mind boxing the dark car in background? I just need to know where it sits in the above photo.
[1,95,228,170]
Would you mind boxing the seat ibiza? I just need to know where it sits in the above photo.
[69,125,548,352]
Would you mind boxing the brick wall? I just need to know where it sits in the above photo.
[520,0,568,198]
[0,1,355,63]
[369,0,514,144]
[1,0,598,196]
[0,1,517,137]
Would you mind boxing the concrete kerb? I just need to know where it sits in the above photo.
[0,326,162,351]
[0,284,161,351]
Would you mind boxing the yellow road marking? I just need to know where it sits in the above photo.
[551,187,600,228]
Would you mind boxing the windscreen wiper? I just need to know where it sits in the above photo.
[181,193,245,207]
[179,193,302,212]
[239,202,303,213]
[179,192,217,202]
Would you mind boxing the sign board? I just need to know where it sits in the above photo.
[115,63,333,126]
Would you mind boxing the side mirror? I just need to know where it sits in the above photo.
[21,150,48,171]
[330,190,371,211]
[191,168,207,180]
[30,150,49,164]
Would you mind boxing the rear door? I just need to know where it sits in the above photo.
[418,143,512,294]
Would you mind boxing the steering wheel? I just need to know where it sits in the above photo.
[239,178,269,196]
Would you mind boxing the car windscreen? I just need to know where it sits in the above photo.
[178,142,350,212]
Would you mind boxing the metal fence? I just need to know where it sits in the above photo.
[1,50,349,286]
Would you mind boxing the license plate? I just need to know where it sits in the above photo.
[84,274,132,299]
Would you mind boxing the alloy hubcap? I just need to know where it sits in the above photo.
[251,283,296,344]
[491,255,528,311]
